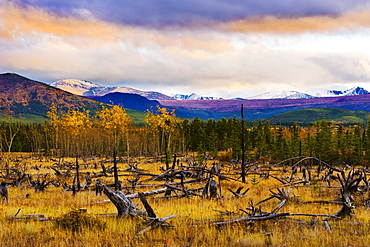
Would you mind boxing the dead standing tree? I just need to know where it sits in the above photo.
[0,181,8,203]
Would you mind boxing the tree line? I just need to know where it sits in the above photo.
[1,105,370,166]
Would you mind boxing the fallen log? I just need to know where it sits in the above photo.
[213,213,290,225]
[164,184,202,197]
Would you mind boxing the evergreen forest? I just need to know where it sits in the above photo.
[2,105,370,167]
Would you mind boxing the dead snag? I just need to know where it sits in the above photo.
[240,200,269,217]
[126,174,141,192]
[95,179,103,196]
[257,188,298,206]
[202,178,218,198]
[100,185,146,218]
[209,180,218,198]
[31,179,57,192]
[329,170,363,219]
[228,186,250,198]
[0,182,8,203]
[137,192,177,234]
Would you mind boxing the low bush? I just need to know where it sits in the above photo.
[54,209,106,233]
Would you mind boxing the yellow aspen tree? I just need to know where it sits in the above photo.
[96,105,131,190]
[145,106,180,170]
[60,108,92,192]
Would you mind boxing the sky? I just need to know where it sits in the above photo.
[2,0,370,98]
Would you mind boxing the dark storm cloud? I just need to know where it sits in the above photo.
[11,0,370,26]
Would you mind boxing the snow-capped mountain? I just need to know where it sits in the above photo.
[51,79,100,96]
[172,93,223,100]
[305,86,369,98]
[51,79,173,100]
[51,79,369,101]
[248,90,314,100]
[248,87,369,100]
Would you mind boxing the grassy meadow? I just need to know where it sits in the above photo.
[1,153,370,246]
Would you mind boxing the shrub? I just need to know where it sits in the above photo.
[217,148,233,162]
[54,209,106,233]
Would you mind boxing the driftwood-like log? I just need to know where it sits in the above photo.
[127,187,169,199]
[213,213,290,225]
[165,184,201,197]
[100,185,146,218]
[92,187,171,205]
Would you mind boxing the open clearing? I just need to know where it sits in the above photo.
[1,153,370,246]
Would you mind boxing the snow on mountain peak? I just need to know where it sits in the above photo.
[51,79,100,89]
[247,90,314,100]
[305,86,369,98]
[246,87,368,100]
[51,79,173,100]
[51,78,369,101]
[172,93,222,100]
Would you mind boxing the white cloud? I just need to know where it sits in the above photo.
[2,3,370,98]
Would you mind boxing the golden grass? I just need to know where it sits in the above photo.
[1,153,370,246]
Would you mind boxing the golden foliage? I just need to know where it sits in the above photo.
[145,106,179,134]
[217,148,233,162]
[60,109,91,138]
[46,103,60,128]
[96,105,130,135]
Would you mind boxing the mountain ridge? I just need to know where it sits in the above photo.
[87,92,161,112]
[51,78,369,100]
[2,73,370,123]
[51,79,173,100]
[0,73,107,119]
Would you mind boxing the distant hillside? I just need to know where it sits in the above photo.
[87,92,161,112]
[248,86,369,100]
[264,108,370,124]
[159,94,370,119]
[0,73,146,123]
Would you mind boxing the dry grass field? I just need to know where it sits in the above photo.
[1,153,370,246]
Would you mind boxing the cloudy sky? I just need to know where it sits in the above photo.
[2,0,370,98]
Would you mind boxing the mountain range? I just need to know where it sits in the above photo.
[51,79,369,100]
[2,73,370,123]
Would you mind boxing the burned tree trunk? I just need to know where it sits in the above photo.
[0,182,8,203]
[137,192,177,234]
[99,184,146,218]
[329,170,362,218]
